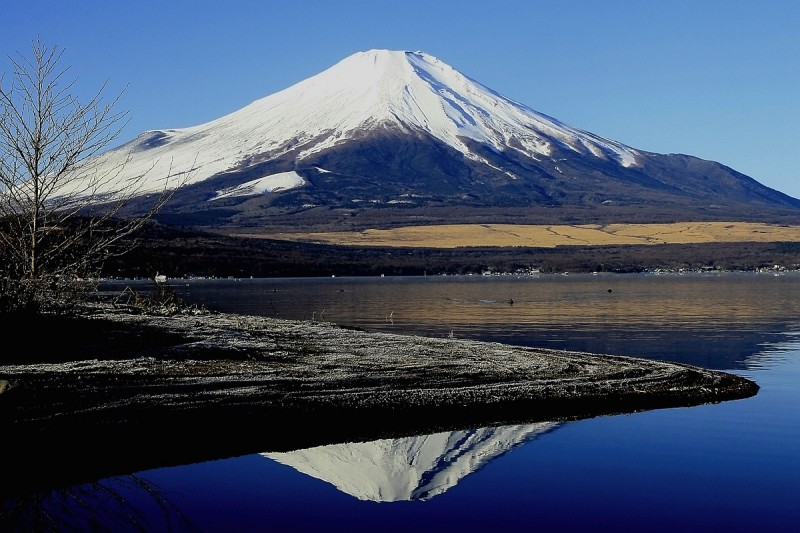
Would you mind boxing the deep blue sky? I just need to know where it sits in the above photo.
[2,1,798,199]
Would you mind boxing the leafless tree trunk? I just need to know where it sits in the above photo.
[0,39,188,310]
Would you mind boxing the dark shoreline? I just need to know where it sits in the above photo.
[0,303,758,496]
[101,222,800,279]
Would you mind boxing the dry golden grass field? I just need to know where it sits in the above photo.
[242,222,800,249]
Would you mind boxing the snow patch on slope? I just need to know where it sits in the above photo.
[210,171,305,201]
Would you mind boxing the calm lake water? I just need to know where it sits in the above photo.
[5,273,800,531]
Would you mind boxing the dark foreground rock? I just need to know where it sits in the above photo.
[0,303,758,495]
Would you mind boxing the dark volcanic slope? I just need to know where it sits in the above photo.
[151,129,800,232]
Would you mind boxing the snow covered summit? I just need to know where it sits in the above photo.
[101,49,637,196]
[81,49,800,230]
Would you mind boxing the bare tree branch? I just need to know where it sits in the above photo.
[0,38,189,312]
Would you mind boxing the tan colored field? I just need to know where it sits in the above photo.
[241,222,800,248]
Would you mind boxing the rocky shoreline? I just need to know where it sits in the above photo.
[0,303,759,493]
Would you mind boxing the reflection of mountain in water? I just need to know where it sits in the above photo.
[467,327,800,371]
[262,422,559,502]
[743,337,800,370]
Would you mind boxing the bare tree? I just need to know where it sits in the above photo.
[0,38,187,312]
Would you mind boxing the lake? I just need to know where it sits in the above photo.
[4,272,800,531]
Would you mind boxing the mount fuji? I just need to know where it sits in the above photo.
[95,49,800,232]
[263,422,558,502]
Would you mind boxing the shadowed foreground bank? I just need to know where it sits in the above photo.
[0,304,758,495]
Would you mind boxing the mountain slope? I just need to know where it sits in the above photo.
[86,49,800,231]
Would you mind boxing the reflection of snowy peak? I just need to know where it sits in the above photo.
[262,422,559,502]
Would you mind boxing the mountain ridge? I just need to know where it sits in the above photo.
[83,49,799,232]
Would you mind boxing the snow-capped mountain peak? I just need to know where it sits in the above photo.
[212,49,641,166]
[69,48,800,226]
[88,49,638,197]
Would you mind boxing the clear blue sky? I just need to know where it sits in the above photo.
[2,0,798,199]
